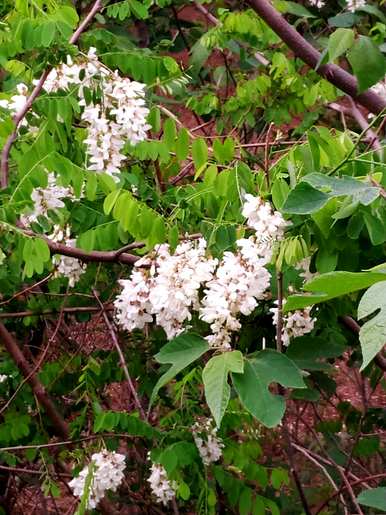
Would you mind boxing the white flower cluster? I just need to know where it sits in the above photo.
[199,237,271,350]
[21,173,73,226]
[192,418,224,466]
[346,0,366,12]
[241,194,288,261]
[309,0,325,8]
[271,301,315,347]
[0,83,29,125]
[69,450,126,510]
[41,48,150,179]
[49,225,86,287]
[115,196,288,349]
[115,238,217,340]
[295,256,318,283]
[147,462,176,506]
[0,374,8,384]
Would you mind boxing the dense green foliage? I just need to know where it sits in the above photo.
[0,0,385,513]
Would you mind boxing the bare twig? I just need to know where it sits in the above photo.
[0,304,114,319]
[246,0,386,115]
[276,271,284,353]
[0,0,103,188]
[92,288,146,419]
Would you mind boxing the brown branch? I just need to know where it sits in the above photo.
[0,0,103,189]
[0,304,114,319]
[0,323,69,438]
[246,0,386,115]
[341,315,386,372]
[92,289,146,419]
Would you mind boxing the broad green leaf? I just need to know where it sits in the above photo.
[328,13,357,28]
[275,1,315,18]
[286,336,345,370]
[357,488,386,512]
[232,351,305,427]
[283,173,380,214]
[348,36,386,92]
[203,351,244,427]
[358,281,386,370]
[103,189,122,215]
[150,333,209,405]
[192,138,208,170]
[328,28,354,61]
[284,271,386,312]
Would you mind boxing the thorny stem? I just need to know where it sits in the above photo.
[92,288,146,419]
[0,0,103,189]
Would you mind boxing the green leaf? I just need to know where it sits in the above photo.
[328,13,357,28]
[163,118,176,151]
[202,351,244,427]
[41,22,56,47]
[103,189,122,215]
[364,212,386,245]
[150,333,209,406]
[348,36,386,92]
[192,138,208,170]
[232,350,305,427]
[283,173,380,214]
[328,28,354,61]
[358,281,386,370]
[275,1,315,18]
[357,488,386,512]
[176,128,189,161]
[284,271,386,312]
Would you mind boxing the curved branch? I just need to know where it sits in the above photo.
[0,0,103,189]
[246,0,386,115]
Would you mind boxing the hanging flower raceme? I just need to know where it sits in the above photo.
[69,450,126,510]
[21,173,74,226]
[192,418,224,466]
[346,0,366,12]
[147,461,176,506]
[271,300,316,347]
[199,237,271,350]
[241,193,288,261]
[39,47,151,179]
[48,225,86,288]
[114,238,217,339]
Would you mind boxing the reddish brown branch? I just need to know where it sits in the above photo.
[0,0,103,189]
[0,323,69,438]
[246,0,386,115]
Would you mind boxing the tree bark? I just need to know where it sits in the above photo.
[246,0,386,115]
[0,323,69,438]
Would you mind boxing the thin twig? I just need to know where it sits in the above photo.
[92,288,146,419]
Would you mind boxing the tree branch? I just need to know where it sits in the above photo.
[92,289,146,419]
[0,0,103,189]
[246,0,386,115]
[0,323,69,438]
[340,315,386,372]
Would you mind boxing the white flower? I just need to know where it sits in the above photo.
[309,0,325,7]
[115,239,217,339]
[147,462,176,506]
[0,374,8,384]
[346,0,366,12]
[39,48,150,179]
[241,194,288,261]
[200,237,270,350]
[271,300,316,347]
[21,173,74,225]
[114,269,154,332]
[295,257,318,283]
[192,418,224,466]
[69,450,126,510]
[0,83,29,125]
[48,225,86,288]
